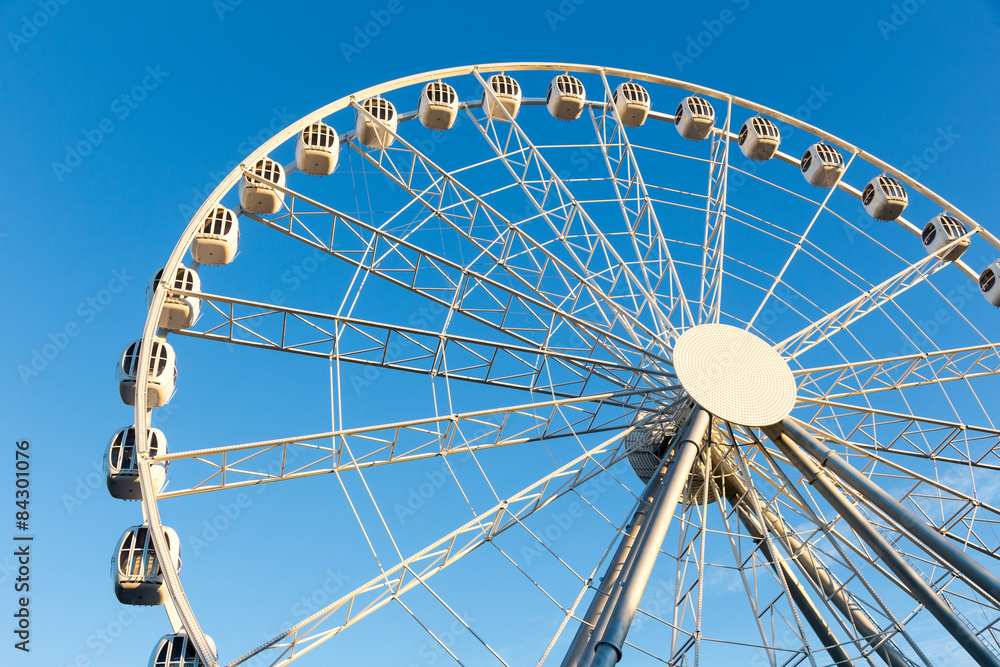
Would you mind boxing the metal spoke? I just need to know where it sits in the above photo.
[591,71,697,335]
[795,343,1000,401]
[345,98,671,360]
[153,388,669,497]
[468,69,684,346]
[172,289,673,398]
[744,427,932,666]
[226,423,641,667]
[794,398,1000,474]
[746,152,857,332]
[699,99,730,325]
[776,252,953,360]
[765,423,1000,666]
[241,170,662,372]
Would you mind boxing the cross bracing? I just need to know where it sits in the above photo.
[124,64,1000,667]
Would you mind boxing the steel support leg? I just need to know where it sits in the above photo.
[587,407,711,667]
[714,449,855,666]
[560,490,654,667]
[767,428,1000,667]
[719,452,911,665]
[714,445,913,666]
[781,419,1000,607]
[731,502,857,666]
[575,424,692,667]
[575,493,654,667]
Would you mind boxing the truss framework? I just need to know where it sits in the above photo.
[125,63,1000,667]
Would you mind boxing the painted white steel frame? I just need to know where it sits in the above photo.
[130,63,1000,667]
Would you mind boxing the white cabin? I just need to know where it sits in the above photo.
[922,214,970,262]
[238,157,286,215]
[613,82,651,128]
[146,265,201,330]
[295,121,339,176]
[981,260,1000,306]
[546,74,586,121]
[113,524,181,606]
[104,426,168,500]
[800,143,844,188]
[191,206,239,266]
[418,82,459,131]
[862,174,908,221]
[738,116,781,161]
[356,97,397,148]
[674,96,715,141]
[482,74,521,121]
[149,633,218,667]
[117,339,176,408]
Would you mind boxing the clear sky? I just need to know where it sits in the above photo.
[4,1,1000,666]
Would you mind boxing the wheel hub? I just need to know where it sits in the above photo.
[672,323,797,427]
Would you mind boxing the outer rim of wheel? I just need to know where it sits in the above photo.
[129,61,994,667]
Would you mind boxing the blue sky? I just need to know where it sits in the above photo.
[4,1,1000,666]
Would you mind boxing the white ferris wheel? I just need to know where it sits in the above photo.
[107,63,1000,667]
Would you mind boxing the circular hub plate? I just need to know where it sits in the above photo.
[673,324,796,427]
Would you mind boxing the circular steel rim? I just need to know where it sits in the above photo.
[128,62,995,666]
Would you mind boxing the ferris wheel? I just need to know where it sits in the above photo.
[106,63,1000,667]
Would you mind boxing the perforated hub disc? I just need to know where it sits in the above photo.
[672,324,796,427]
